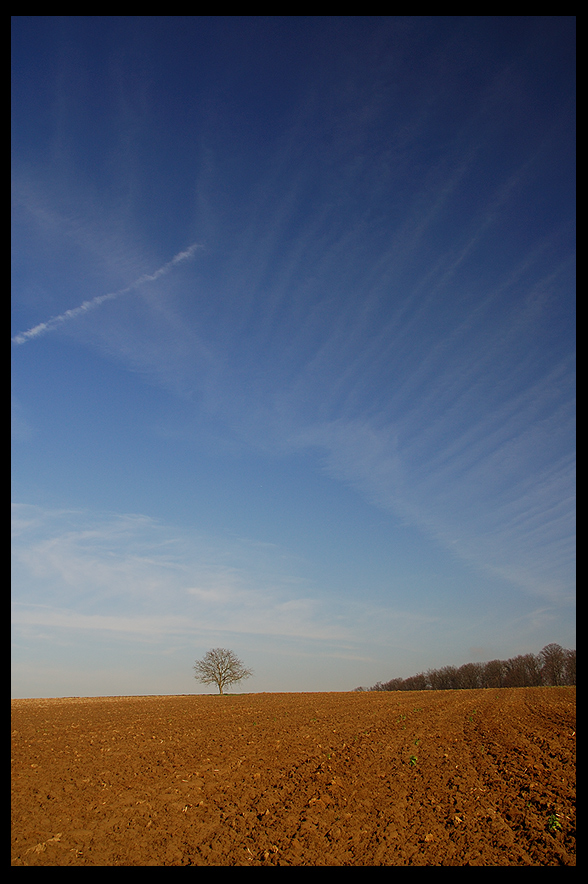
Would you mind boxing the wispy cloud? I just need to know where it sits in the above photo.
[10,505,353,643]
[11,504,447,666]
[11,243,203,346]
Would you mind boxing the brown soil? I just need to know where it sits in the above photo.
[11,687,575,866]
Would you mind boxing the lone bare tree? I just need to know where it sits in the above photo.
[193,648,253,694]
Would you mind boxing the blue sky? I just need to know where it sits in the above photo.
[11,17,575,697]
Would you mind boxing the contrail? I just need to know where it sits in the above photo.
[12,243,203,346]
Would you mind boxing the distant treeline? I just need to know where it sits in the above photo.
[356,643,576,692]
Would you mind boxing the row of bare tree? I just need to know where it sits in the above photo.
[359,643,575,692]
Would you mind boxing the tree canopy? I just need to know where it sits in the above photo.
[360,644,575,692]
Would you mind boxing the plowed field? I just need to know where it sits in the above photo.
[11,687,575,866]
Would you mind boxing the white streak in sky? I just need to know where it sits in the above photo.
[11,243,203,346]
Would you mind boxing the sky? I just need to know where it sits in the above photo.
[11,16,575,697]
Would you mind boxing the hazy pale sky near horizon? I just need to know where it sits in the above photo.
[12,17,575,697]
